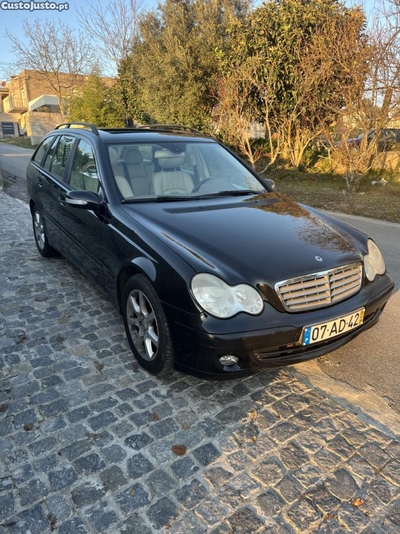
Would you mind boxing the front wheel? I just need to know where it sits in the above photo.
[32,206,58,257]
[122,274,174,375]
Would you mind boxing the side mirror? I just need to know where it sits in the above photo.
[65,190,100,209]
[264,178,276,191]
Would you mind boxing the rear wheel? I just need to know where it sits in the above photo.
[32,206,58,257]
[122,274,174,375]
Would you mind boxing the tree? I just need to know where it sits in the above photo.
[218,0,368,169]
[7,20,94,115]
[314,1,400,197]
[77,0,142,74]
[213,60,264,169]
[120,0,250,130]
[70,69,124,127]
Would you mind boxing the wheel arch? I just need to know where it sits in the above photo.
[29,199,36,214]
[117,258,157,313]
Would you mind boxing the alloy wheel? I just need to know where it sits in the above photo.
[126,289,159,361]
[34,210,46,250]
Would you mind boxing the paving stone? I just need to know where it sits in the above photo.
[257,490,285,516]
[286,499,322,531]
[59,517,88,534]
[193,442,220,466]
[45,494,72,524]
[327,468,359,500]
[227,507,264,534]
[88,411,118,431]
[0,492,14,520]
[18,504,49,533]
[146,469,175,495]
[100,465,128,491]
[124,432,154,450]
[49,467,78,491]
[87,501,119,532]
[359,442,392,469]
[72,483,106,508]
[147,496,179,529]
[171,456,200,480]
[252,460,284,486]
[116,483,149,513]
[381,460,400,486]
[20,478,49,506]
[177,479,208,510]
[102,444,127,463]
[11,463,35,485]
[73,453,106,474]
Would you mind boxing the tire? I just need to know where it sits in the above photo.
[32,205,58,258]
[122,274,174,375]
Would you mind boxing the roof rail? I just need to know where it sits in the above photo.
[54,122,99,135]
[136,124,203,135]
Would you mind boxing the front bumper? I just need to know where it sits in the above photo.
[164,273,395,380]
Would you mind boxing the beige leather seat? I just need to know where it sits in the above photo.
[109,148,134,198]
[151,149,194,195]
[123,147,153,197]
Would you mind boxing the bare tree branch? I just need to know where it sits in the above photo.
[77,0,143,72]
[7,19,95,115]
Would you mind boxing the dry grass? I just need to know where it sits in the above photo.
[268,170,400,223]
[0,137,37,149]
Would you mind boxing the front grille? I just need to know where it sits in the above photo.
[275,262,363,312]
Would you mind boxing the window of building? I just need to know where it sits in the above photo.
[1,122,15,135]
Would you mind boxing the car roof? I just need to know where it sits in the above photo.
[50,123,216,144]
[98,129,215,144]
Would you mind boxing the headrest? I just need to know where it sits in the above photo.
[125,148,143,165]
[154,149,184,169]
[109,147,118,166]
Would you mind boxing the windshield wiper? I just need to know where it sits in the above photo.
[198,190,263,198]
[121,190,263,204]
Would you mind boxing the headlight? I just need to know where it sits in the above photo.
[191,273,264,318]
[364,239,386,282]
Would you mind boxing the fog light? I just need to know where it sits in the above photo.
[219,355,239,366]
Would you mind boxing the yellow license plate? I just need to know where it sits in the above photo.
[302,308,365,346]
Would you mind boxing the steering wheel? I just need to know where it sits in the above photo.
[192,177,231,193]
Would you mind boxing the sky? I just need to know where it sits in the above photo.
[0,0,379,82]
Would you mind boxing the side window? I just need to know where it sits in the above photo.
[69,140,99,193]
[49,135,75,181]
[43,137,60,171]
[32,136,54,165]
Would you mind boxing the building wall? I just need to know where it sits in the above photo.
[25,111,64,145]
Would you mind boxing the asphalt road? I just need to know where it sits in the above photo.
[1,144,399,412]
[0,142,34,179]
[317,212,400,414]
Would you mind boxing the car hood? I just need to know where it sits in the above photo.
[121,193,364,286]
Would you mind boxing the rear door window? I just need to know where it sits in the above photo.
[48,135,75,181]
[69,139,99,193]
[43,137,59,171]
[32,136,54,165]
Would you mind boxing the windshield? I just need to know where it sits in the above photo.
[107,141,266,201]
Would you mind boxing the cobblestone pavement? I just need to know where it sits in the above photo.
[0,191,399,534]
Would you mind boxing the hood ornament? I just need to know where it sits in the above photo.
[315,256,323,262]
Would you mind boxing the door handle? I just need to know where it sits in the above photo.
[37,177,43,188]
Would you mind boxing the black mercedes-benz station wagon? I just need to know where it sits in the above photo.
[27,122,394,379]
